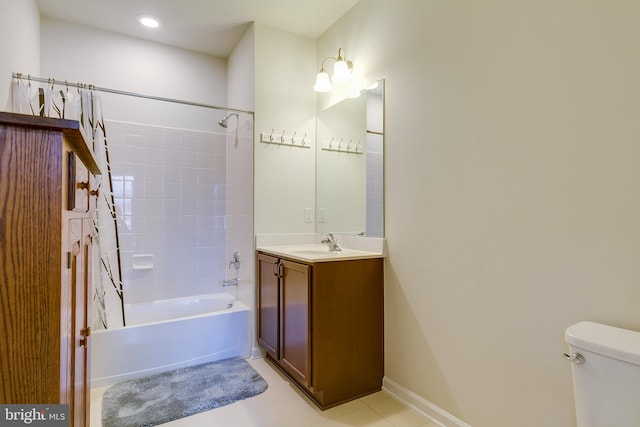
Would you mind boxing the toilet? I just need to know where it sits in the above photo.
[564,321,640,427]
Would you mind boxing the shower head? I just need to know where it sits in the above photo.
[218,113,239,128]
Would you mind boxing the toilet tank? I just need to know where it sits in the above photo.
[565,321,640,427]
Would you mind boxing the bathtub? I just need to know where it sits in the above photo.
[90,293,251,388]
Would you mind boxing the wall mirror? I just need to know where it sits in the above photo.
[316,79,384,237]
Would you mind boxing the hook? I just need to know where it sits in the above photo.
[329,137,334,148]
[281,129,286,143]
[269,129,274,142]
[291,132,296,144]
[339,138,344,149]
[302,133,307,146]
[347,139,353,151]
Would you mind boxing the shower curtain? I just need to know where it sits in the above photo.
[11,76,125,330]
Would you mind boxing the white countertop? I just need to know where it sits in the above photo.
[257,244,384,263]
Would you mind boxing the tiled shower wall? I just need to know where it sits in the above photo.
[225,114,255,311]
[106,121,228,304]
[366,89,384,237]
[366,133,384,237]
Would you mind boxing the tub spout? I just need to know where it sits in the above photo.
[223,278,239,287]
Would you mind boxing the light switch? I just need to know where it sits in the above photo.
[304,208,313,223]
[318,208,327,223]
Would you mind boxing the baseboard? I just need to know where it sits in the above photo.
[382,377,472,427]
[251,346,265,359]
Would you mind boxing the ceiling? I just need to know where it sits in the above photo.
[35,0,359,58]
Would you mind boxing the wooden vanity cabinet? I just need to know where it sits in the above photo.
[257,251,384,409]
[0,112,100,427]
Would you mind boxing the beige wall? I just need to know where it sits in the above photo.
[319,1,640,426]
[40,17,228,132]
[227,24,258,354]
[253,23,317,234]
[0,0,40,110]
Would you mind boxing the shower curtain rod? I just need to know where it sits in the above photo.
[12,72,254,115]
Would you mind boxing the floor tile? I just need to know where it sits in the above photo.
[90,358,433,427]
[368,397,430,427]
[359,391,392,406]
[326,406,395,427]
[313,398,367,420]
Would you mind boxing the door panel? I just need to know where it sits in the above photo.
[69,218,91,427]
[257,254,279,359]
[79,219,91,427]
[280,260,311,387]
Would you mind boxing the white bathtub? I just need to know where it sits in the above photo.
[90,293,251,388]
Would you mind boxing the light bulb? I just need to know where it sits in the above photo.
[313,71,332,93]
[332,60,351,82]
[138,15,160,28]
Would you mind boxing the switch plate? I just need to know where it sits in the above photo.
[318,208,327,223]
[304,208,313,223]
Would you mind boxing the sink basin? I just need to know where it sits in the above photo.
[286,245,332,255]
[271,245,330,254]
[291,249,331,255]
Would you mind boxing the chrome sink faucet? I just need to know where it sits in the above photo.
[321,233,342,252]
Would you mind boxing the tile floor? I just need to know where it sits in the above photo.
[90,358,438,427]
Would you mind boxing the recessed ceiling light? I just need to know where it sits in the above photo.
[138,15,160,29]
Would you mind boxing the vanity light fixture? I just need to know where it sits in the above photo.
[313,48,354,93]
[138,14,160,29]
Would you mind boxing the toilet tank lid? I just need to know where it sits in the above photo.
[565,321,640,366]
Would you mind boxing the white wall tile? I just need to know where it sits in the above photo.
[105,120,249,304]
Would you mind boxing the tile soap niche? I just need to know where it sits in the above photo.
[132,254,154,270]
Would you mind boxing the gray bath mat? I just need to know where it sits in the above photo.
[102,357,268,427]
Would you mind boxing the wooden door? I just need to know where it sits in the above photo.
[280,259,311,388]
[257,253,279,359]
[69,218,91,427]
[79,218,92,427]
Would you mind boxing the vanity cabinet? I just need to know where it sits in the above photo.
[0,112,100,427]
[257,251,384,409]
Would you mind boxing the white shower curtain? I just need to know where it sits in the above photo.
[11,77,125,330]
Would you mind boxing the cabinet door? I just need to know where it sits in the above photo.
[280,260,311,388]
[79,218,92,427]
[257,253,279,359]
[68,218,92,427]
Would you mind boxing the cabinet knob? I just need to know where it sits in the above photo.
[277,262,284,278]
[90,188,99,197]
[272,262,284,278]
[77,181,89,190]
